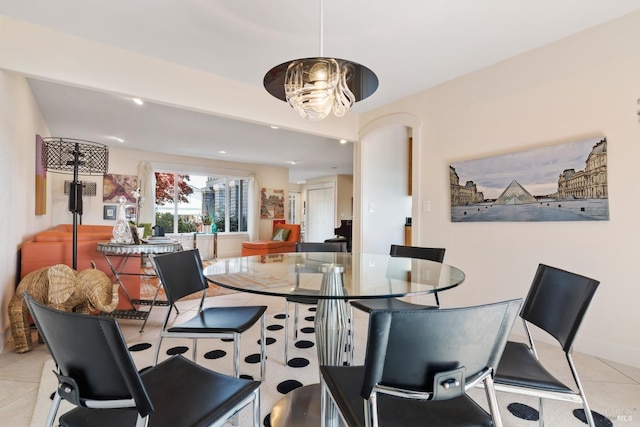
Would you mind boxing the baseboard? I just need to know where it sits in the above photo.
[577,336,640,369]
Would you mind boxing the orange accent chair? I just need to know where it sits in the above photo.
[241,224,301,256]
[20,224,141,310]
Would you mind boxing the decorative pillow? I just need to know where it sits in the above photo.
[272,227,291,241]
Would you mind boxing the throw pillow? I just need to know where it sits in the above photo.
[272,227,291,241]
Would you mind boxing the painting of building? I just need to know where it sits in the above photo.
[449,137,609,222]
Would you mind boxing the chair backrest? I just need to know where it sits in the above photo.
[295,241,347,253]
[275,223,301,242]
[361,299,522,400]
[389,244,446,263]
[521,264,600,353]
[24,294,153,416]
[153,249,208,304]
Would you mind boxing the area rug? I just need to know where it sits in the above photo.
[30,294,613,427]
[139,259,236,302]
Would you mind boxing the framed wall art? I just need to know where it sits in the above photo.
[103,173,138,203]
[103,205,117,220]
[449,136,609,222]
[260,188,285,219]
[35,135,46,215]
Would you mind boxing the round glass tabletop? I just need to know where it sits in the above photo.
[203,252,465,300]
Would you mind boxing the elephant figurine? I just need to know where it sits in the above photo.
[9,264,119,353]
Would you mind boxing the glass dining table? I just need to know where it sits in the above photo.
[203,251,465,426]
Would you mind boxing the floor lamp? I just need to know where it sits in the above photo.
[42,137,109,270]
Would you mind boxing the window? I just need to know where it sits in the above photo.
[155,172,248,234]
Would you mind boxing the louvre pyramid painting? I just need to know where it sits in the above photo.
[449,136,609,222]
[495,180,536,205]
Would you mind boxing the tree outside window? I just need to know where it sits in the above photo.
[155,172,248,234]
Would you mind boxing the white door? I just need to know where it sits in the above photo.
[306,186,335,242]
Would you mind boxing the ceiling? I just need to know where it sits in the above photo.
[2,0,640,183]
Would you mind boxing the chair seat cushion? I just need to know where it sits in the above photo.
[60,355,260,427]
[321,365,493,427]
[168,306,267,334]
[494,341,573,393]
[349,298,436,313]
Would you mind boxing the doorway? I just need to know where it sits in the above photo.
[306,184,335,242]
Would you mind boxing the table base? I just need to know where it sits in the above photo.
[270,384,345,427]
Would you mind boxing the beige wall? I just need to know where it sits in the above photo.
[0,70,51,352]
[361,11,640,367]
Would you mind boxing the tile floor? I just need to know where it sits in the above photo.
[1,292,640,427]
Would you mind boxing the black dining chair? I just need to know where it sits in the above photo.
[349,244,446,313]
[285,241,347,364]
[347,245,445,361]
[320,299,522,427]
[152,249,267,380]
[492,264,600,427]
[24,294,261,427]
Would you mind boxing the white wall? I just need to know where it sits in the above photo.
[362,11,640,367]
[0,70,50,352]
[360,126,412,254]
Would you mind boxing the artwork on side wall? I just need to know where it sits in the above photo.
[35,135,46,215]
[103,174,138,203]
[103,205,117,220]
[260,188,285,219]
[449,136,609,222]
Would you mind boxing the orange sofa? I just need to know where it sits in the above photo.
[20,224,140,309]
[241,224,301,256]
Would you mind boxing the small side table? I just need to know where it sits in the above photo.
[97,241,181,331]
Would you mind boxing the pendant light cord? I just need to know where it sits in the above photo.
[319,0,324,57]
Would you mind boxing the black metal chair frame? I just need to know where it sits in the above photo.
[320,299,522,427]
[492,263,600,427]
[24,294,261,427]
[152,249,267,380]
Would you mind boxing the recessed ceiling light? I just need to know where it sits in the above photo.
[270,125,279,130]
[132,98,144,106]
[111,136,124,143]
[218,150,227,154]
[288,160,298,165]
[339,139,348,144]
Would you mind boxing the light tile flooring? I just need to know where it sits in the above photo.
[1,293,640,427]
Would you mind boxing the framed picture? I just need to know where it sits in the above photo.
[125,205,136,223]
[449,136,609,222]
[260,188,285,219]
[35,134,46,215]
[103,173,138,203]
[103,205,117,220]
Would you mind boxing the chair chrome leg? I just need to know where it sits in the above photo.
[567,354,596,427]
[253,389,260,427]
[284,301,290,365]
[152,336,163,365]
[260,313,266,381]
[483,376,503,427]
[294,303,299,341]
[45,392,62,427]
[234,333,240,378]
